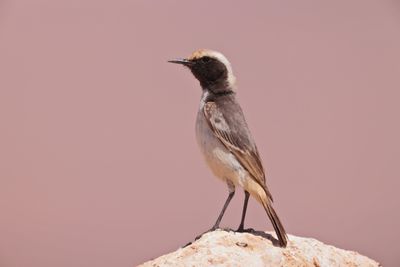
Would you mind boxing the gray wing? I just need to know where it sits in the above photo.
[203,100,273,202]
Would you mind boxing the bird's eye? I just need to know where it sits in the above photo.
[201,57,211,63]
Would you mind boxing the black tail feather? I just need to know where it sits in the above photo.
[263,202,288,247]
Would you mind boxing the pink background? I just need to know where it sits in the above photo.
[1,1,399,266]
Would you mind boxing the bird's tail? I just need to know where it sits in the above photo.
[262,200,288,247]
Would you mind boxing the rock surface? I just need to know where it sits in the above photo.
[138,230,380,267]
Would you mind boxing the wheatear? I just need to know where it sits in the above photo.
[169,49,288,247]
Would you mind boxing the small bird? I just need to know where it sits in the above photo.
[169,49,288,247]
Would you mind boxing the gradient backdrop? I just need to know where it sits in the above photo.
[1,1,399,266]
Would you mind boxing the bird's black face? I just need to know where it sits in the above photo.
[169,56,228,89]
[189,56,228,86]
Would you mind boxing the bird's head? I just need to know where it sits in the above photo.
[169,49,236,92]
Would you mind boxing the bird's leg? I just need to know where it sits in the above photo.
[210,189,235,230]
[195,182,235,240]
[236,191,250,232]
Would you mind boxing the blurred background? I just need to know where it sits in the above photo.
[1,1,399,266]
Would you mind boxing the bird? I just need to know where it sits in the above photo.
[168,49,288,247]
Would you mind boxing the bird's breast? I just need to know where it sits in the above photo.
[195,108,248,185]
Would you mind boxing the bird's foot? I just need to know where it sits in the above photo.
[195,225,220,240]
[235,227,255,233]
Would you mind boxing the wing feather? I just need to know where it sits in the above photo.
[203,101,273,201]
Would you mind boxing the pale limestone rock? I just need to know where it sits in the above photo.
[138,230,380,267]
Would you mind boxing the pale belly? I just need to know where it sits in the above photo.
[195,110,249,188]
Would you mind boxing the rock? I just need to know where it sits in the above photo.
[137,229,381,267]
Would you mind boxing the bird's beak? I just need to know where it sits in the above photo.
[168,58,193,67]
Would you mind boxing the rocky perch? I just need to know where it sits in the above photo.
[138,230,380,267]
